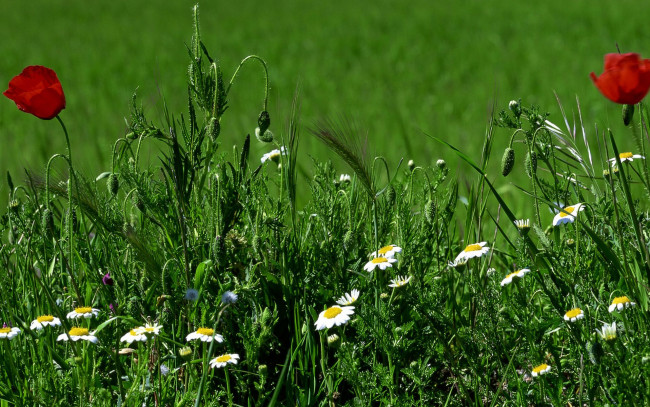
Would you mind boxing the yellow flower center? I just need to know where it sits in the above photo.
[463,244,482,252]
[371,257,388,264]
[196,328,214,336]
[612,296,630,305]
[620,152,633,159]
[0,328,10,334]
[37,315,54,323]
[69,327,89,336]
[505,271,519,279]
[559,206,575,218]
[74,307,93,314]
[532,363,549,373]
[129,329,138,336]
[323,306,343,319]
[144,327,155,332]
[216,354,232,363]
[565,308,582,318]
[377,245,394,255]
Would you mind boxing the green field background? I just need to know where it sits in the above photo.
[0,0,647,202]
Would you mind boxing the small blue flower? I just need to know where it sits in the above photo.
[221,291,238,304]
[184,288,199,302]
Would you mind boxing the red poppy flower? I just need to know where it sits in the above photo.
[3,65,66,120]
[590,53,650,105]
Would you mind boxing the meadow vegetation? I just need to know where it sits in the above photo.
[2,3,650,406]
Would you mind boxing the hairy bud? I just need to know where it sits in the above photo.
[107,174,119,196]
[258,110,271,134]
[508,99,521,117]
[42,208,54,236]
[622,104,634,126]
[586,340,603,365]
[525,151,537,178]
[255,127,274,143]
[501,148,515,177]
[425,199,437,224]
[207,117,221,141]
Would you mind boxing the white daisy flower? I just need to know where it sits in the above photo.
[514,219,530,234]
[30,315,62,330]
[388,275,412,288]
[121,329,147,344]
[56,327,98,344]
[552,203,585,226]
[608,152,644,166]
[563,308,585,322]
[454,242,490,263]
[336,289,360,306]
[500,269,530,286]
[138,322,162,336]
[260,146,286,164]
[314,305,355,331]
[596,322,617,341]
[448,258,469,268]
[66,306,100,319]
[608,296,636,313]
[210,353,240,368]
[531,363,551,377]
[363,257,397,272]
[186,328,224,343]
[339,174,351,183]
[0,326,21,340]
[369,244,402,259]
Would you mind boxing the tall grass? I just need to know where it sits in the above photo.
[2,6,650,406]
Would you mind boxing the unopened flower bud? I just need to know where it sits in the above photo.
[622,104,634,126]
[586,340,603,365]
[408,159,415,171]
[501,148,515,177]
[42,208,53,236]
[179,347,193,361]
[436,159,447,170]
[258,110,271,134]
[424,199,437,224]
[255,127,274,143]
[525,151,537,178]
[509,99,521,117]
[207,117,221,141]
[107,174,119,196]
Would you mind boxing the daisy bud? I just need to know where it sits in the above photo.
[107,174,119,196]
[501,148,515,177]
[436,159,446,170]
[424,199,437,224]
[408,159,415,171]
[509,99,522,117]
[255,127,274,143]
[207,117,221,141]
[258,364,268,376]
[622,104,634,126]
[42,208,54,236]
[525,151,537,178]
[258,110,271,134]
[179,346,193,361]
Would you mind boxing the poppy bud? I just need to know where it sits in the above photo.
[424,199,437,224]
[107,174,119,196]
[585,340,603,365]
[385,185,396,206]
[207,117,220,141]
[255,127,274,143]
[258,110,271,134]
[525,151,537,178]
[66,208,78,234]
[42,208,53,236]
[622,104,634,126]
[132,190,145,212]
[501,148,515,177]
[343,229,354,250]
[508,99,521,117]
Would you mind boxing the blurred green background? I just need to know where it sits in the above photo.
[0,0,647,203]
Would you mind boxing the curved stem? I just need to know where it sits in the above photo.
[226,55,270,111]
